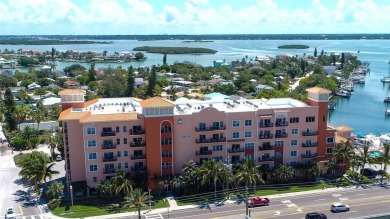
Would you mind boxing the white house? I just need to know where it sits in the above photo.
[28,83,41,90]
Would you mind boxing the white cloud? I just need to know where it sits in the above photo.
[189,0,209,6]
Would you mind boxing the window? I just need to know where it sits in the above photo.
[116,139,120,145]
[123,138,128,144]
[275,152,283,158]
[213,145,223,151]
[93,177,97,183]
[87,140,97,147]
[327,137,334,143]
[162,150,172,157]
[326,147,333,154]
[291,128,298,135]
[232,132,240,139]
[89,165,98,172]
[214,156,223,162]
[291,140,298,146]
[232,120,240,127]
[161,126,172,133]
[245,154,254,160]
[275,140,284,147]
[125,162,129,168]
[244,131,252,138]
[118,163,122,169]
[162,162,172,169]
[290,151,297,157]
[290,117,299,123]
[161,138,172,145]
[123,126,127,133]
[117,151,121,157]
[290,161,297,166]
[245,119,252,127]
[116,126,120,133]
[244,143,254,149]
[198,123,206,131]
[88,152,97,160]
[124,151,128,157]
[306,116,315,122]
[178,118,182,124]
[86,127,96,135]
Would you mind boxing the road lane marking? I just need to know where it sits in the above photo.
[339,197,349,201]
[281,200,291,204]
[274,211,280,215]
[18,204,23,215]
[315,199,326,201]
[286,203,297,207]
[297,208,302,212]
[346,210,358,213]
[356,193,366,196]
[332,194,342,197]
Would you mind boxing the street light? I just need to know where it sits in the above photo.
[70,185,74,206]
[148,188,151,210]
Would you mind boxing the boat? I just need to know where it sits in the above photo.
[328,104,336,110]
[386,108,390,116]
[381,77,390,83]
[384,97,390,102]
[335,89,352,98]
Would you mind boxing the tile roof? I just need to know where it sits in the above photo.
[83,99,99,107]
[140,97,175,108]
[80,113,138,123]
[336,125,354,132]
[306,87,332,94]
[58,89,86,95]
[59,110,91,121]
[336,135,348,144]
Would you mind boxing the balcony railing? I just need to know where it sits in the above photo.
[102,156,117,162]
[275,122,288,127]
[227,148,245,153]
[195,125,226,132]
[231,159,245,164]
[259,134,273,139]
[259,123,273,128]
[130,142,146,147]
[131,166,147,171]
[195,137,226,144]
[258,145,275,151]
[102,143,116,149]
[301,153,317,158]
[302,131,319,136]
[131,155,146,160]
[101,131,116,137]
[258,157,275,162]
[275,133,288,138]
[103,168,116,174]
[301,142,318,147]
[196,150,212,155]
[129,129,146,135]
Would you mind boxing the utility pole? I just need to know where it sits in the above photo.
[245,186,249,216]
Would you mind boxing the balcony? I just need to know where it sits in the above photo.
[231,159,245,164]
[228,148,245,153]
[259,134,273,139]
[275,133,288,138]
[131,166,147,171]
[301,142,318,147]
[196,150,212,155]
[131,155,146,160]
[301,153,317,158]
[195,137,226,144]
[275,122,288,127]
[259,122,273,128]
[102,143,116,149]
[130,142,146,147]
[302,131,319,136]
[195,125,226,132]
[103,168,116,174]
[258,157,274,162]
[101,131,116,137]
[129,129,146,135]
[258,145,275,151]
[102,156,117,162]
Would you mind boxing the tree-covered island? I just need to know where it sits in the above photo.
[278,44,310,49]
[0,38,112,45]
[133,46,217,54]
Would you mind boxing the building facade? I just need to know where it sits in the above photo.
[59,87,336,191]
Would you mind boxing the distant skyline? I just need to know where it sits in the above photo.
[0,0,389,35]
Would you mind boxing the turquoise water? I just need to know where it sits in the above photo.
[370,151,382,157]
[1,39,390,133]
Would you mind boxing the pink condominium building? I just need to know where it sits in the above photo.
[59,87,336,191]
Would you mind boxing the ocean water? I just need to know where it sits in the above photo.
[1,39,389,134]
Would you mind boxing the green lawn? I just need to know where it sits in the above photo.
[51,198,168,218]
[255,184,330,196]
[14,152,52,167]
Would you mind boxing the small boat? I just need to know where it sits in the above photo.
[328,104,336,110]
[381,77,390,83]
[335,89,352,98]
[384,97,390,102]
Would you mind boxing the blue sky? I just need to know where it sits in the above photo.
[0,0,389,35]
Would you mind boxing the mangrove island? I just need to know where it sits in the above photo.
[133,46,217,54]
[277,44,310,49]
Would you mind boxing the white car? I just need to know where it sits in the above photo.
[56,155,62,161]
[5,207,16,219]
[331,203,350,212]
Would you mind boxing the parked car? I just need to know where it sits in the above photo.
[331,203,350,212]
[5,207,16,219]
[56,155,62,161]
[305,212,327,219]
[5,208,14,215]
[360,168,377,178]
[248,196,270,207]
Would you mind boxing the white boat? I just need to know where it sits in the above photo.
[381,77,390,83]
[380,133,390,144]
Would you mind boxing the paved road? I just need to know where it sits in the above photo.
[0,145,65,219]
[115,185,390,219]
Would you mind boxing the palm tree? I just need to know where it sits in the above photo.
[377,144,390,184]
[96,179,114,197]
[38,157,60,188]
[113,169,133,196]
[235,159,264,188]
[308,163,324,181]
[333,140,354,174]
[357,143,373,177]
[327,161,340,175]
[198,159,228,203]
[123,188,151,219]
[32,109,45,132]
[273,164,294,183]
[13,107,28,130]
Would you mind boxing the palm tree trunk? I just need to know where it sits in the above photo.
[214,179,217,203]
[138,207,141,219]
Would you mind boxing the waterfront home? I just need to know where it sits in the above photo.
[323,66,337,74]
[64,80,80,89]
[40,65,53,74]
[135,78,147,88]
[27,83,41,90]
